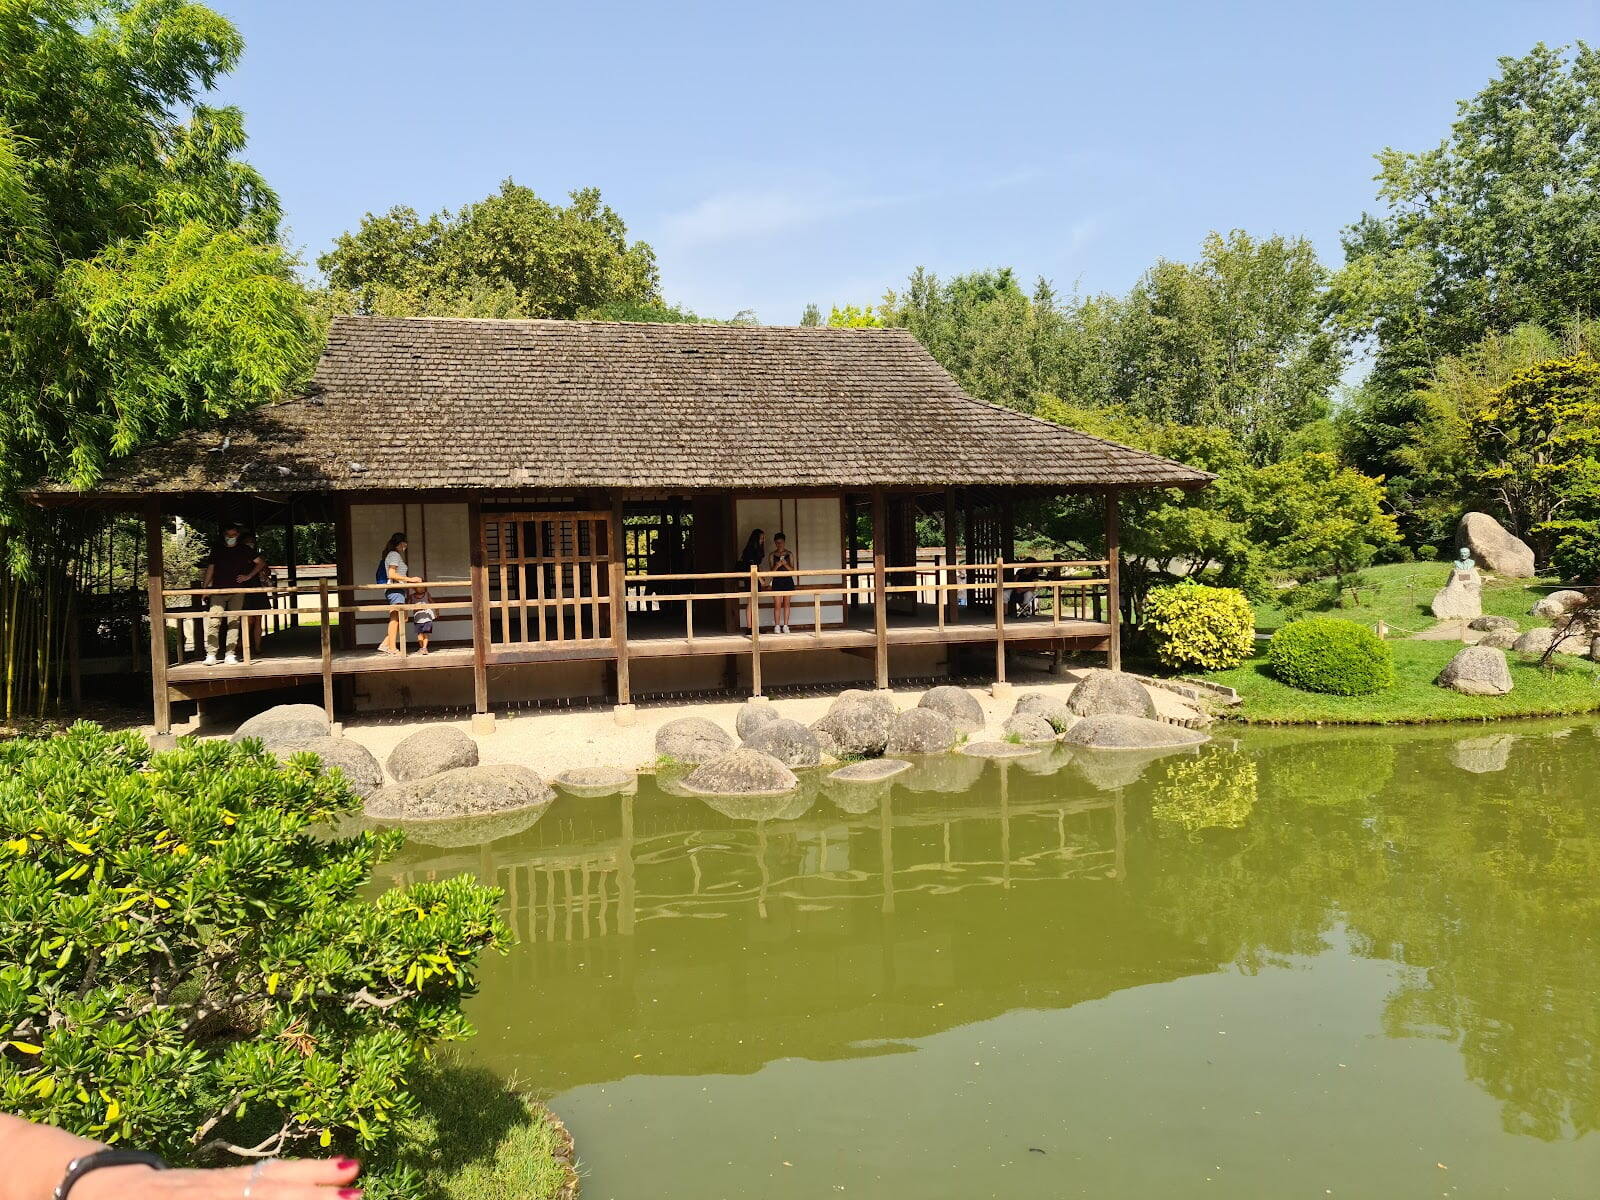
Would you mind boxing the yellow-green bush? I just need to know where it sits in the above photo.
[1142,582,1257,671]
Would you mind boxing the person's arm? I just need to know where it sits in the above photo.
[201,561,215,589]
[0,1113,360,1200]
[240,555,267,584]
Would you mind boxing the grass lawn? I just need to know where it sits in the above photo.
[1208,638,1600,725]
[379,1063,577,1200]
[1252,561,1563,635]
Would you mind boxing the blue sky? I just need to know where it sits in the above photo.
[221,0,1596,325]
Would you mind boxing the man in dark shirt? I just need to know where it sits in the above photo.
[202,523,266,664]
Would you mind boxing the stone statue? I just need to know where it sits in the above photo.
[1454,546,1476,573]
[1433,550,1484,620]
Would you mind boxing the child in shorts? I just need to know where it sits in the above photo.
[408,587,435,653]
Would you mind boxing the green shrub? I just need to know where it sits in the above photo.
[1266,618,1395,695]
[1418,544,1439,561]
[1142,581,1257,671]
[0,724,508,1186]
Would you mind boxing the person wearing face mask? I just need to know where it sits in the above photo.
[201,522,267,665]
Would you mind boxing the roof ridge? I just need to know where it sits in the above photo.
[329,313,918,334]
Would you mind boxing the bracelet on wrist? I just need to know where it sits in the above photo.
[54,1149,168,1200]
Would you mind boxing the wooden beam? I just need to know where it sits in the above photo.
[318,578,334,722]
[610,499,631,708]
[468,498,490,714]
[144,499,170,736]
[871,488,888,689]
[1104,491,1122,672]
[285,496,300,629]
[994,557,1007,684]
[943,487,959,625]
[334,495,355,651]
[748,565,762,697]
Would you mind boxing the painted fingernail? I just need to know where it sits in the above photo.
[336,1160,359,1171]
[338,1190,363,1199]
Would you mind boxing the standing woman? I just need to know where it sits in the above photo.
[376,532,421,655]
[768,532,796,633]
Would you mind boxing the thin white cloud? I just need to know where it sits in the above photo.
[660,184,897,248]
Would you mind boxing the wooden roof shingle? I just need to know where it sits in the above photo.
[61,315,1214,494]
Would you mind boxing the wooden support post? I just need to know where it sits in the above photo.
[1105,491,1122,672]
[943,487,959,625]
[748,565,762,697]
[871,488,889,690]
[468,499,491,719]
[144,500,170,737]
[994,556,1007,684]
[610,559,631,706]
[285,498,300,629]
[318,578,333,723]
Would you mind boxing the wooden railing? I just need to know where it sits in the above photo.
[149,560,1116,714]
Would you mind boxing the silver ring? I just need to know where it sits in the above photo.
[243,1159,270,1199]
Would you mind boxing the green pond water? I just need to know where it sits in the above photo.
[386,721,1600,1199]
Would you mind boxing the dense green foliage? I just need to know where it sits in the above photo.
[0,724,507,1183]
[1331,43,1600,391]
[1266,618,1395,696]
[1141,582,1257,671]
[881,232,1340,462]
[0,0,317,716]
[319,181,660,320]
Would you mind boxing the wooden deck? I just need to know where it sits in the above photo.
[164,610,1109,697]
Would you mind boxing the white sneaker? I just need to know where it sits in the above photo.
[203,655,219,666]
[224,652,239,665]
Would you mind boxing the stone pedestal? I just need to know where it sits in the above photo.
[990,681,1015,699]
[613,703,638,727]
[1431,567,1483,620]
[469,711,497,735]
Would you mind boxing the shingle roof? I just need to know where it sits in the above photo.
[59,315,1213,494]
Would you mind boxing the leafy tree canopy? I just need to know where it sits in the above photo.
[319,181,661,320]
[1332,42,1600,389]
[884,232,1342,462]
[0,0,315,512]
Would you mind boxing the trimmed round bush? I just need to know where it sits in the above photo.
[1142,581,1256,672]
[1266,617,1395,695]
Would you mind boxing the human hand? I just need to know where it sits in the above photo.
[72,1157,361,1200]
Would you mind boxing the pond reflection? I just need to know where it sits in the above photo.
[385,719,1600,1197]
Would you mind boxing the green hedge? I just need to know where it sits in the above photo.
[1142,581,1257,671]
[1266,617,1394,695]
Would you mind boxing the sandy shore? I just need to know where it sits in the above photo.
[310,669,1206,780]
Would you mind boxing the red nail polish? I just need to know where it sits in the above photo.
[336,1159,359,1171]
[338,1190,362,1199]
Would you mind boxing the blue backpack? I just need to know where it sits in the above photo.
[375,558,388,584]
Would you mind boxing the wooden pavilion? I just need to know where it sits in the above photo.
[34,315,1213,734]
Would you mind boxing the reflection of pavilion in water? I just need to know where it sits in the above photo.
[387,758,1214,1088]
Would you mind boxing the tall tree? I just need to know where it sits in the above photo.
[1331,43,1600,390]
[320,181,661,319]
[0,0,314,713]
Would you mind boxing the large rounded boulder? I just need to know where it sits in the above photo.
[1456,512,1535,578]
[1061,714,1207,750]
[232,703,331,749]
[735,700,781,742]
[1435,645,1513,696]
[916,685,984,734]
[1530,589,1589,619]
[386,725,479,783]
[1468,614,1517,633]
[1002,712,1058,744]
[1012,691,1075,733]
[682,748,799,796]
[1476,626,1519,650]
[885,708,958,755]
[553,766,637,797]
[655,717,735,765]
[828,689,898,721]
[812,701,894,758]
[1065,670,1156,720]
[367,763,554,821]
[276,736,384,798]
[742,717,823,768]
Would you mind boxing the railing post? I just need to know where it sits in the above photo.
[748,565,762,697]
[610,560,631,707]
[318,579,333,723]
[871,488,889,690]
[468,499,492,727]
[144,500,171,738]
[994,557,1007,684]
[1105,491,1122,672]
